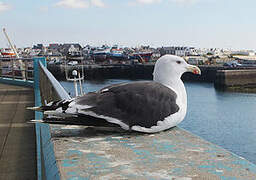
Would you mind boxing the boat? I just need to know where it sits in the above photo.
[129,51,153,62]
[92,48,111,62]
[66,45,84,62]
[0,48,16,58]
[108,49,129,61]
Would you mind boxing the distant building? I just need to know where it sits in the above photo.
[231,51,255,56]
[60,43,82,55]
[234,55,256,64]
[33,44,43,50]
[159,46,196,57]
[48,43,61,50]
[159,47,175,56]
[186,56,207,65]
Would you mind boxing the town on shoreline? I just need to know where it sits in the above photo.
[1,43,256,67]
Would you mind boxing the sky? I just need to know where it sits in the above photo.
[0,0,255,49]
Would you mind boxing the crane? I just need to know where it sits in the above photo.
[3,28,25,80]
[2,28,19,58]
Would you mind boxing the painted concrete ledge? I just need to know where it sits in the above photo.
[0,77,33,87]
[49,125,256,180]
[36,123,60,180]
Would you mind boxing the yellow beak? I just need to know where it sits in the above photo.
[186,65,201,75]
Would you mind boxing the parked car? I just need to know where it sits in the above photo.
[48,59,61,65]
[223,60,242,67]
[67,61,78,66]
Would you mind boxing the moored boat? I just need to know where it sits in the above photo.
[108,49,129,61]
[0,48,16,58]
[129,51,153,62]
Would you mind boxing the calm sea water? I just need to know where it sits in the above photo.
[60,79,256,164]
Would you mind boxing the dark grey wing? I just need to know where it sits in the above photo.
[75,81,179,128]
[74,92,98,107]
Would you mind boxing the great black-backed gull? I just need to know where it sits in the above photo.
[29,55,201,133]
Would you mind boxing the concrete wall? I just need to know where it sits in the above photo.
[39,62,70,105]
[48,64,219,82]
[39,67,62,105]
[215,69,256,92]
[33,57,60,180]
[34,58,70,180]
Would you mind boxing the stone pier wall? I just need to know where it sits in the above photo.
[214,69,256,92]
[48,64,219,82]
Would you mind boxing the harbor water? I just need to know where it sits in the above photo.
[60,79,256,164]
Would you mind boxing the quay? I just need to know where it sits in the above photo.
[0,83,36,179]
[48,64,256,92]
[51,125,256,179]
[0,57,256,179]
[214,69,256,92]
[48,64,217,82]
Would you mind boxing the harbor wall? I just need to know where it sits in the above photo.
[48,64,256,90]
[48,64,256,92]
[48,64,220,82]
[39,62,71,104]
[34,57,70,180]
[214,69,256,92]
[35,59,72,180]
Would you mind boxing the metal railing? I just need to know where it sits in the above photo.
[0,57,34,81]
[39,61,71,104]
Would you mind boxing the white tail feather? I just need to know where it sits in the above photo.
[26,106,41,111]
[44,111,78,118]
[28,119,44,123]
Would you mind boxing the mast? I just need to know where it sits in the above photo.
[2,28,19,58]
[3,28,26,80]
[65,62,85,97]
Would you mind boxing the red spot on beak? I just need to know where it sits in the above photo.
[193,69,199,74]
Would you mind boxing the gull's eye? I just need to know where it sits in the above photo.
[176,61,181,64]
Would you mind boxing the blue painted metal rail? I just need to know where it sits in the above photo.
[0,57,65,180]
[0,57,33,86]
[39,61,70,100]
[34,58,70,180]
[34,57,70,180]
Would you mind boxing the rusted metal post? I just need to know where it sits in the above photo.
[12,58,14,79]
[25,59,28,80]
[0,59,2,76]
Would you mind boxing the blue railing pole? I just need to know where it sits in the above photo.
[0,58,33,87]
[33,57,46,120]
[33,57,46,180]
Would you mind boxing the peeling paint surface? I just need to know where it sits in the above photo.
[50,125,256,179]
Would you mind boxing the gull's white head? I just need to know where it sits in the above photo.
[153,55,201,85]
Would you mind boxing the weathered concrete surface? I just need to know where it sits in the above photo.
[48,64,221,82]
[0,83,36,180]
[50,125,256,180]
[215,69,256,92]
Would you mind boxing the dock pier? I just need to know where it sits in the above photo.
[214,69,256,92]
[51,125,256,179]
[48,64,256,92]
[0,57,256,179]
[0,83,36,179]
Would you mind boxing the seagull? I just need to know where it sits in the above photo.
[29,55,201,133]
